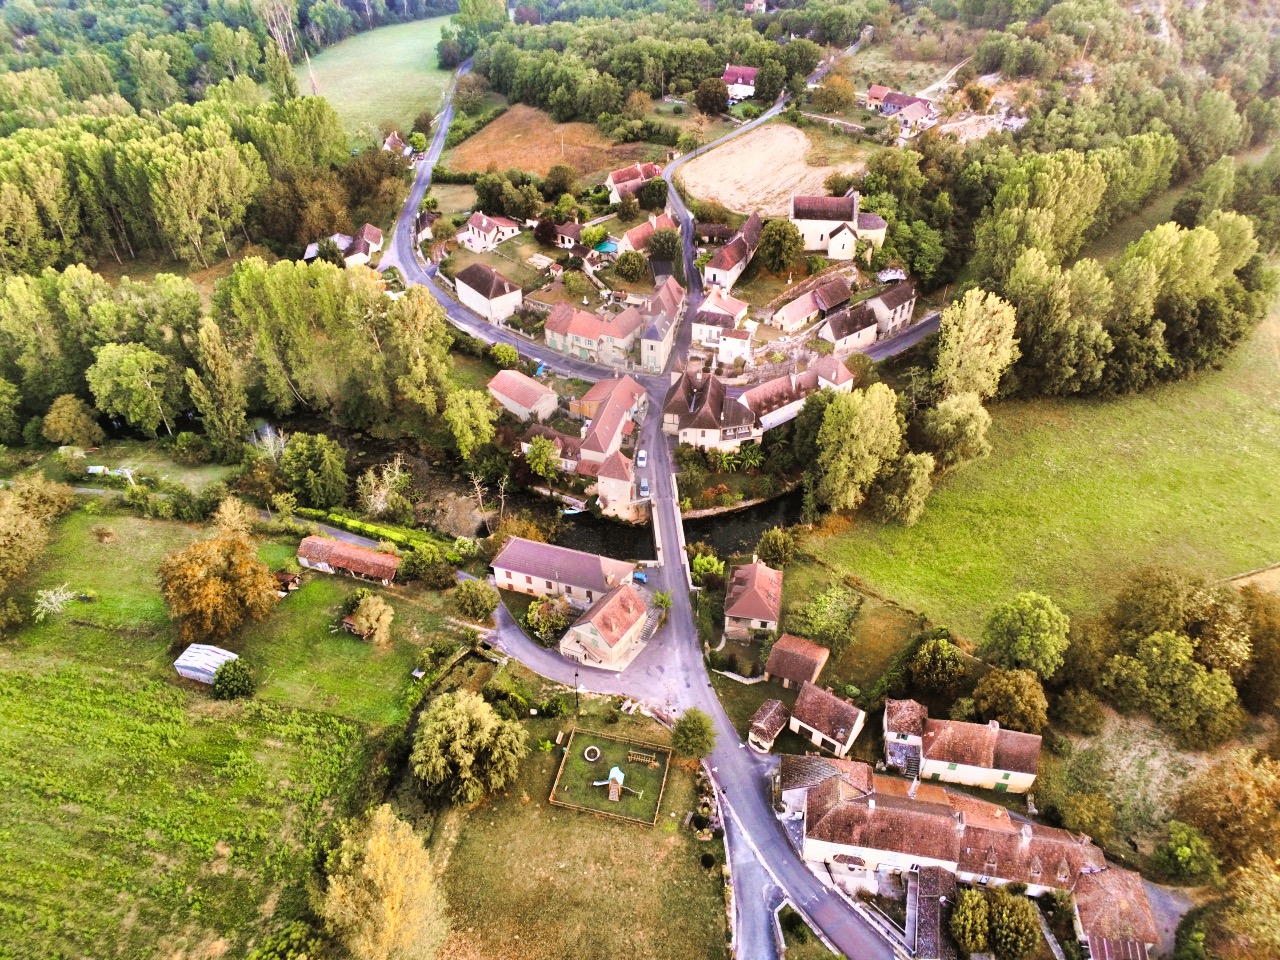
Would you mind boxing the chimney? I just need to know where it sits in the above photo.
[953,810,965,832]
[1020,822,1033,844]
[867,797,875,811]
[853,191,860,221]
[989,719,1000,731]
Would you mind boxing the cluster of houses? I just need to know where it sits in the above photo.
[865,84,941,137]
[301,223,385,268]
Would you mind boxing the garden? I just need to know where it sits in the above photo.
[550,729,672,825]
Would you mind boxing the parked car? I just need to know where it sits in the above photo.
[637,449,648,468]
[633,571,648,584]
[639,478,650,498]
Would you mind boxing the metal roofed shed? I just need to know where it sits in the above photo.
[174,644,238,685]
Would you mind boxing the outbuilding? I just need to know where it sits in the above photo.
[174,644,238,685]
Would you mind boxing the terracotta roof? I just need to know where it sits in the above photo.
[897,101,934,124]
[776,291,819,328]
[607,162,661,189]
[624,213,676,251]
[741,373,804,415]
[813,276,851,312]
[582,393,631,455]
[722,65,759,86]
[594,450,634,482]
[546,303,609,342]
[874,282,916,311]
[663,372,755,433]
[489,369,554,412]
[824,302,877,342]
[867,84,892,99]
[725,559,783,622]
[706,214,762,272]
[808,355,854,387]
[884,698,928,737]
[793,194,858,221]
[792,682,863,743]
[1074,869,1160,949]
[463,211,519,236]
[915,866,958,960]
[722,328,751,341]
[456,262,520,300]
[572,583,646,647]
[701,287,749,319]
[751,699,790,741]
[491,536,633,594]
[522,424,581,461]
[779,754,873,793]
[766,634,831,685]
[922,717,1041,775]
[556,221,583,241]
[354,223,383,245]
[297,536,399,581]
[579,374,645,409]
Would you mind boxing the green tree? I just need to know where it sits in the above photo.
[811,76,855,113]
[1153,821,1220,882]
[754,60,787,103]
[691,551,725,586]
[615,250,646,281]
[1224,853,1280,955]
[523,434,560,483]
[525,596,572,643]
[86,342,185,436]
[320,804,448,960]
[948,889,989,955]
[672,707,717,758]
[42,394,104,447]
[987,890,1041,960]
[638,178,668,211]
[159,530,278,644]
[211,658,256,700]
[454,579,499,622]
[1054,688,1105,735]
[755,527,796,569]
[185,320,248,461]
[1239,585,1280,713]
[695,78,729,116]
[868,450,934,526]
[350,594,394,647]
[909,637,966,694]
[444,389,497,461]
[792,586,862,656]
[1061,792,1116,843]
[490,343,519,369]
[0,377,20,443]
[646,227,681,262]
[980,592,1071,679]
[757,220,803,273]
[813,384,902,512]
[280,432,349,508]
[933,288,1019,400]
[973,668,1049,732]
[918,392,991,469]
[411,691,529,804]
[1177,750,1280,865]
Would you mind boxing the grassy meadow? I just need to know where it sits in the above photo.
[803,307,1280,639]
[299,18,454,135]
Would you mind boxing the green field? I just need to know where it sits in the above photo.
[0,509,460,957]
[298,18,454,135]
[805,307,1280,640]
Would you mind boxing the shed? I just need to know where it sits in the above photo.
[174,644,238,685]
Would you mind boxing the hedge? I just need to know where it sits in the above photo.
[431,164,479,184]
[296,509,452,552]
[443,106,508,149]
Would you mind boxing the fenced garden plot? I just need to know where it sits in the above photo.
[549,728,671,824]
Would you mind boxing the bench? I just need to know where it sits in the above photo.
[628,749,658,764]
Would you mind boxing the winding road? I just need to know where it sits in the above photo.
[378,47,915,960]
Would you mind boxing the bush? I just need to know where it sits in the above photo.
[692,813,710,830]
[211,658,255,700]
[1154,821,1221,883]
[781,907,810,943]
[700,852,716,868]
[1055,688,1105,735]
[172,431,212,465]
[540,693,570,718]
[455,579,499,622]
[673,104,684,115]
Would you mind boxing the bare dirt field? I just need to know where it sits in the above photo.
[1230,563,1280,594]
[677,123,865,216]
[448,105,650,178]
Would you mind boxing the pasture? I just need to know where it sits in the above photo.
[298,18,453,135]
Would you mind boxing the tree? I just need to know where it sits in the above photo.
[444,389,497,460]
[454,579,499,622]
[42,395,104,448]
[185,320,248,461]
[1177,750,1280,865]
[490,343,519,369]
[1224,853,1280,955]
[673,707,717,758]
[543,164,576,199]
[624,90,651,120]
[647,228,681,262]
[320,804,447,960]
[1061,792,1116,842]
[813,384,902,512]
[86,342,185,437]
[792,586,862,656]
[615,250,646,281]
[868,450,934,526]
[695,78,729,116]
[987,890,1041,960]
[973,668,1048,732]
[949,889,989,955]
[618,194,640,220]
[409,132,428,153]
[933,288,1019,400]
[909,637,966,693]
[757,220,803,273]
[211,658,256,700]
[525,596,572,643]
[411,691,528,804]
[811,76,855,114]
[580,225,608,249]
[755,527,796,569]
[0,377,20,443]
[564,271,592,299]
[690,551,725,586]
[280,432,348,508]
[350,594,394,647]
[918,393,991,469]
[1054,688,1105,735]
[523,434,560,483]
[980,592,1071,679]
[638,178,668,211]
[754,60,787,103]
[1153,821,1220,882]
[1239,585,1280,713]
[159,530,278,644]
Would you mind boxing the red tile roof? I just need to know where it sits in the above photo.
[491,536,633,594]
[624,213,676,251]
[792,681,864,743]
[922,717,1041,776]
[725,559,783,623]
[792,195,858,221]
[884,698,928,737]
[488,369,554,412]
[722,65,759,86]
[572,583,646,647]
[463,211,519,236]
[1074,869,1160,948]
[297,536,399,581]
[751,699,790,741]
[765,634,831,685]
[354,223,383,245]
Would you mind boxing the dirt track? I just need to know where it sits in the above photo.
[677,124,862,216]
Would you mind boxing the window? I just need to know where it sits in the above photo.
[504,570,512,579]
[948,763,958,771]
[546,580,552,589]
[586,591,593,602]
[1002,772,1011,780]
[525,576,532,585]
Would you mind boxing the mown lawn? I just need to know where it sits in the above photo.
[803,307,1280,640]
[438,699,729,960]
[298,18,454,135]
[552,729,670,823]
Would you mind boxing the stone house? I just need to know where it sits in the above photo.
[560,582,649,667]
[455,262,523,323]
[723,558,782,638]
[883,699,1041,793]
[763,634,830,689]
[789,682,865,757]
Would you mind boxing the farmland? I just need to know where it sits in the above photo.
[803,307,1280,639]
[298,18,454,135]
[678,123,872,216]
[447,104,654,178]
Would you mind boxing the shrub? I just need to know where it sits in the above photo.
[455,579,499,622]
[172,431,211,465]
[692,813,710,830]
[988,889,1041,960]
[781,907,810,943]
[700,852,716,868]
[1154,821,1221,882]
[1055,688,1105,735]
[211,658,256,700]
[540,693,570,717]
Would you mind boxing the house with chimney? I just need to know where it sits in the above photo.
[415,208,440,244]
[818,301,878,354]
[456,211,521,253]
[883,699,1041,793]
[560,582,651,668]
[491,536,633,607]
[702,213,763,290]
[778,755,1159,958]
[618,212,678,255]
[662,371,760,452]
[488,369,557,422]
[869,282,917,337]
[722,64,759,100]
[639,275,686,374]
[605,162,662,204]
[455,262,523,322]
[770,275,852,333]
[690,286,750,347]
[790,681,866,758]
[724,557,782,639]
[789,194,887,260]
[544,303,646,364]
[740,356,855,431]
[864,84,892,110]
[382,131,411,157]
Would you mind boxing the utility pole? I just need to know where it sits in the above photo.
[574,669,580,717]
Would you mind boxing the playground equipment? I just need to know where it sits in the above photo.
[593,765,644,802]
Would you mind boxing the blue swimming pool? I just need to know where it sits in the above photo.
[595,241,618,253]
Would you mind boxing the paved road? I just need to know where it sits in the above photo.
[866,310,939,360]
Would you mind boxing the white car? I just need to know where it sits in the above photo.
[639,478,650,498]
[636,449,648,468]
